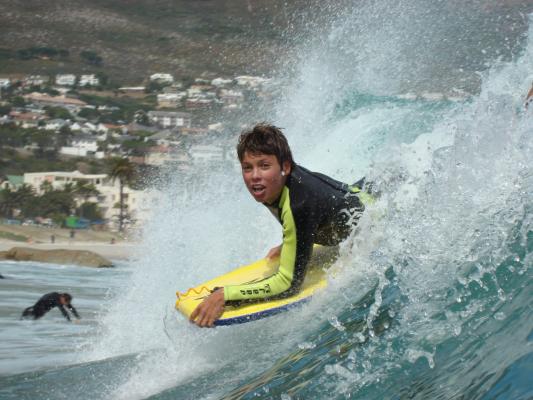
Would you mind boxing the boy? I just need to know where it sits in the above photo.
[191,123,370,327]
[21,292,80,322]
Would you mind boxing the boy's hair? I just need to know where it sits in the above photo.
[61,293,72,303]
[237,123,294,168]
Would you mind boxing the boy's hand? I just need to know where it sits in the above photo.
[266,244,282,260]
[190,288,225,328]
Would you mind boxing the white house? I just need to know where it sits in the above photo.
[96,123,109,134]
[55,74,76,86]
[219,89,244,107]
[84,122,97,132]
[194,78,211,84]
[150,73,174,84]
[187,87,203,97]
[22,170,158,227]
[70,122,82,131]
[72,134,98,151]
[23,170,107,194]
[208,122,223,132]
[96,182,159,228]
[147,111,192,129]
[60,134,99,156]
[211,77,233,87]
[79,74,100,87]
[118,86,146,93]
[44,119,69,131]
[157,93,185,108]
[0,78,11,89]
[185,97,214,110]
[234,75,268,88]
[24,75,49,86]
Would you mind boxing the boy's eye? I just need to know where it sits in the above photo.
[242,165,252,172]
[260,163,270,169]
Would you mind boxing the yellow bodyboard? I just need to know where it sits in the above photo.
[176,246,338,325]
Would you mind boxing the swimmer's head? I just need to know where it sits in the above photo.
[60,293,72,305]
[237,123,294,169]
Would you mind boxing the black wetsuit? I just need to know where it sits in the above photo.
[21,292,80,321]
[224,164,367,302]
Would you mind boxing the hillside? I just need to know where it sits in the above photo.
[1,0,532,87]
[0,0,304,84]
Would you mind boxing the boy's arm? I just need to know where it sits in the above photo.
[224,204,315,301]
[58,305,71,321]
[68,305,80,319]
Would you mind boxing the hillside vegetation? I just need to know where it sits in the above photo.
[0,0,304,83]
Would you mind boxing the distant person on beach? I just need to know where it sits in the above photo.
[50,234,55,244]
[69,230,75,239]
[21,292,80,322]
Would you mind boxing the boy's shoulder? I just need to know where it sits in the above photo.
[290,164,348,192]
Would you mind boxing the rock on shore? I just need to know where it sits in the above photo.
[0,247,114,268]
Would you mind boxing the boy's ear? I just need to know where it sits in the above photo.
[282,161,291,176]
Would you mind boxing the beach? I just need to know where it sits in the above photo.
[0,224,138,260]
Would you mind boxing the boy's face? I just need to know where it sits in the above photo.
[241,151,290,204]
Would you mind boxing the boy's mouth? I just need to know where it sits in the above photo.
[251,184,266,196]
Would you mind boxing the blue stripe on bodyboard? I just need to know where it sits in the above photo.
[215,297,312,326]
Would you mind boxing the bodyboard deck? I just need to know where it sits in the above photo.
[176,246,338,326]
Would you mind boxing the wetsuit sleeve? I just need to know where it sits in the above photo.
[68,305,80,319]
[58,305,71,321]
[223,189,316,301]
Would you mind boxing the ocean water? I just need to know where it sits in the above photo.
[1,1,532,399]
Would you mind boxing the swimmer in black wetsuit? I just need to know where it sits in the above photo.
[21,292,80,322]
[190,123,375,327]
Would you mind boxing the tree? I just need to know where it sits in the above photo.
[80,50,103,66]
[11,96,26,108]
[77,202,103,221]
[144,81,166,93]
[0,188,17,218]
[75,181,99,201]
[108,157,137,232]
[74,181,100,218]
[38,189,75,218]
[134,110,150,125]
[0,104,12,116]
[56,125,73,148]
[44,106,73,120]
[11,184,36,218]
[78,107,100,120]
[95,72,109,88]
[40,181,53,193]
[30,130,55,153]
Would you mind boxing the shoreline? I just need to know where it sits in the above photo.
[0,224,139,261]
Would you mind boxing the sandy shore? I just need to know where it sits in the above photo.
[0,224,140,261]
